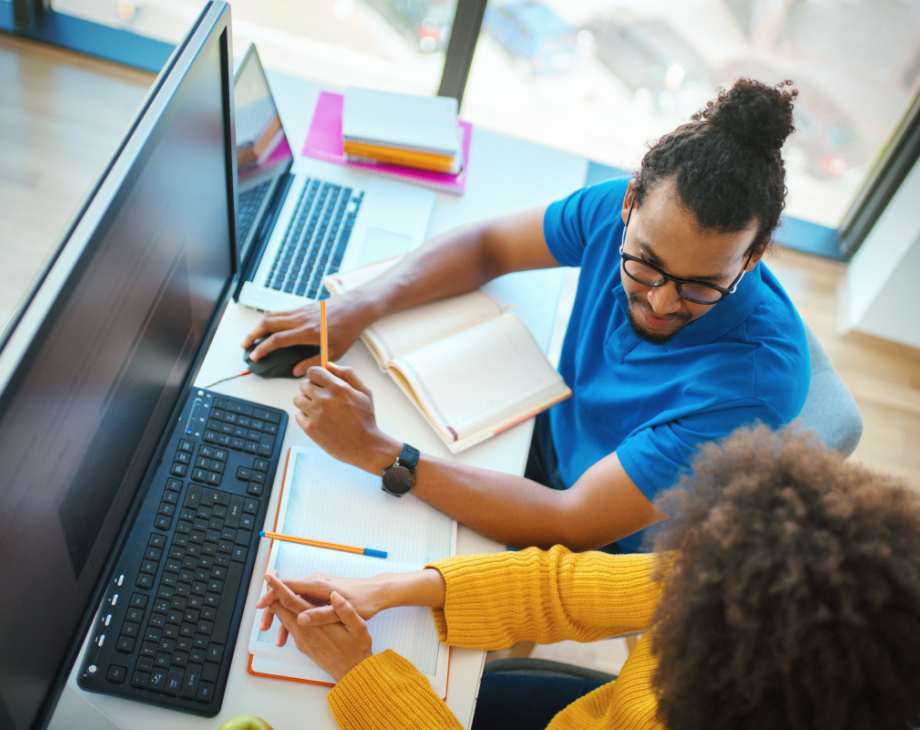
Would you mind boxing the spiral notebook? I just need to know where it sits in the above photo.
[248,446,456,696]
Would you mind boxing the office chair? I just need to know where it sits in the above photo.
[797,320,863,457]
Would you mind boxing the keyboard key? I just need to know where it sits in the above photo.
[193,633,210,650]
[163,624,179,640]
[167,609,184,625]
[148,669,166,693]
[106,665,126,684]
[154,515,173,531]
[201,543,218,558]
[173,533,189,548]
[165,668,184,696]
[173,652,189,669]
[131,671,149,689]
[221,528,237,543]
[116,636,135,653]
[165,559,182,574]
[203,430,218,444]
[176,635,193,653]
[149,534,166,549]
[239,514,256,531]
[140,641,158,658]
[171,595,188,612]
[213,448,229,461]
[196,680,215,703]
[170,463,187,477]
[156,585,173,602]
[211,562,243,646]
[158,638,176,654]
[180,622,197,638]
[217,434,232,446]
[180,665,199,699]
[250,471,266,485]
[206,471,222,486]
[148,614,166,630]
[140,560,158,575]
[204,593,220,608]
[230,437,245,450]
[217,540,233,555]
[144,626,162,644]
[163,490,179,505]
[243,498,260,514]
[175,450,191,465]
[201,661,219,683]
[153,598,170,614]
[198,555,214,570]
[213,398,228,410]
[191,581,208,596]
[192,468,208,482]
[247,482,264,497]
[190,648,207,664]
[161,572,177,588]
[136,573,154,590]
[126,607,144,623]
[210,460,225,474]
[159,502,176,517]
[185,607,201,624]
[121,622,139,637]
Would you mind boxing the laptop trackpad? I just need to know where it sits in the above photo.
[355,227,413,268]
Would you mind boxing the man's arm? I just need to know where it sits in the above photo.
[296,364,667,552]
[241,205,557,371]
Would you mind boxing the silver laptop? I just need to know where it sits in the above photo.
[232,45,434,312]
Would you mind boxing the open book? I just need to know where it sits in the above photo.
[248,446,456,696]
[323,258,572,453]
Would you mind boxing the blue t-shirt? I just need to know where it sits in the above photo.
[543,178,810,553]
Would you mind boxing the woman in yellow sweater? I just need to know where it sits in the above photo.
[257,426,920,730]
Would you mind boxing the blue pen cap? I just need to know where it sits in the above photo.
[363,548,388,559]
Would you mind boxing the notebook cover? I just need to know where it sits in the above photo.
[302,91,471,195]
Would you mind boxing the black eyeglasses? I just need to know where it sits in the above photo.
[619,203,755,305]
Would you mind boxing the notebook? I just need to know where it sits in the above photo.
[323,258,573,453]
[303,91,473,195]
[248,446,456,696]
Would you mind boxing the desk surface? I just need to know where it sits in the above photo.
[58,69,589,730]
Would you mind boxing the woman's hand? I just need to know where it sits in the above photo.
[258,573,373,682]
[257,571,390,628]
[240,293,373,376]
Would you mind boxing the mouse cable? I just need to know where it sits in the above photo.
[202,370,251,389]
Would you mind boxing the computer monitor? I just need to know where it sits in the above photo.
[0,4,238,727]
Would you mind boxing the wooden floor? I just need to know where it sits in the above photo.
[2,32,919,678]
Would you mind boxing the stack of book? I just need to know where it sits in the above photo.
[302,87,472,194]
[342,88,463,174]
[236,95,284,173]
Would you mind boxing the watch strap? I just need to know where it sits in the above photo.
[396,443,420,473]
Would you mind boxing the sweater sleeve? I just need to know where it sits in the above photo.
[428,546,666,650]
[328,650,463,730]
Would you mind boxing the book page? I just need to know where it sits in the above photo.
[252,544,443,679]
[277,447,454,565]
[325,258,503,364]
[391,313,568,441]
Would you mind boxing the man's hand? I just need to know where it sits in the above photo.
[258,573,373,682]
[240,294,370,376]
[293,363,400,473]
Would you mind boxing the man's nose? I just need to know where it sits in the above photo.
[647,282,682,315]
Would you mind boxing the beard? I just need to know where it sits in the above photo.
[625,294,692,345]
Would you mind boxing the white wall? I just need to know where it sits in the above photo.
[845,151,920,348]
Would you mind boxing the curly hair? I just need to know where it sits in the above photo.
[632,78,797,254]
[647,425,920,730]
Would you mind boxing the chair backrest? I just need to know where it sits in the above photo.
[797,321,863,457]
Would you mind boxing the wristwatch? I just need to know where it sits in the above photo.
[381,444,420,497]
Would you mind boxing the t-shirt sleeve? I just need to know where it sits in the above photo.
[617,399,787,505]
[543,178,630,267]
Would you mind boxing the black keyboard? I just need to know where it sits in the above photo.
[238,180,271,244]
[77,389,287,716]
[264,177,364,300]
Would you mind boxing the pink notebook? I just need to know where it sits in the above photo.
[302,91,471,195]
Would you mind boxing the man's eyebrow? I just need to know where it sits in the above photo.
[636,239,730,282]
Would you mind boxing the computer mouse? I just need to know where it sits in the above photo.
[244,338,320,379]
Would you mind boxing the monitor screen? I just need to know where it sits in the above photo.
[0,6,236,728]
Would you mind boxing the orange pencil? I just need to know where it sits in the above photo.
[319,299,328,369]
[260,530,387,559]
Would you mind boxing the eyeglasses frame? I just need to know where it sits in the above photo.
[618,202,756,306]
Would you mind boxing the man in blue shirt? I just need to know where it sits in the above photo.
[242,79,811,552]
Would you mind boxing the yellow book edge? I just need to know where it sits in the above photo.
[343,140,457,173]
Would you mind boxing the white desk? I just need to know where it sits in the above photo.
[57,70,588,730]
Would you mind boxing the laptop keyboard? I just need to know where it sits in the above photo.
[238,180,272,244]
[78,389,287,716]
[264,178,364,300]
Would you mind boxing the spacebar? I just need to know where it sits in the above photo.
[211,561,244,646]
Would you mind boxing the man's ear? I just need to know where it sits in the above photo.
[746,240,769,271]
[622,181,635,224]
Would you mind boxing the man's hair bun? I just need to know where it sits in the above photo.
[697,78,797,152]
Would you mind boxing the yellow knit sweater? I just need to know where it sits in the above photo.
[327,546,667,730]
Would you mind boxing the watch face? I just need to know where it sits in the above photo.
[382,464,414,495]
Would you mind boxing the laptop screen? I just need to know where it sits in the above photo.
[234,46,293,184]
[0,7,235,728]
